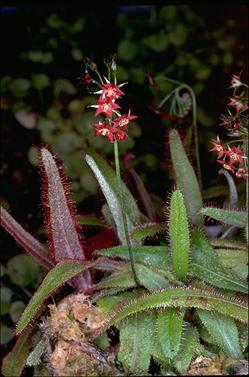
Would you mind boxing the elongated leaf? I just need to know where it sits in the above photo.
[2,330,33,377]
[218,168,238,209]
[95,262,176,292]
[118,312,155,373]
[26,338,46,366]
[0,207,52,270]
[216,248,248,268]
[211,239,247,251]
[135,263,171,290]
[169,190,190,281]
[40,148,91,291]
[16,260,91,335]
[169,129,203,225]
[190,230,248,293]
[156,308,185,359]
[97,245,171,267]
[173,326,200,373]
[92,287,247,340]
[131,222,166,241]
[197,310,243,359]
[85,151,140,245]
[201,207,247,228]
[130,167,155,220]
[94,264,136,290]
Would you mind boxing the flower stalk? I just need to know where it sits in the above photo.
[155,76,202,189]
[114,141,140,286]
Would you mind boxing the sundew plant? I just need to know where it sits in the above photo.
[1,57,248,377]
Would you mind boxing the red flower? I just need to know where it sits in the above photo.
[99,83,125,101]
[111,127,127,141]
[226,146,244,165]
[210,137,226,159]
[146,72,157,87]
[113,114,137,130]
[236,168,248,179]
[217,160,235,173]
[93,98,121,118]
[228,95,248,113]
[230,74,242,89]
[81,72,91,85]
[93,122,127,142]
[93,121,113,140]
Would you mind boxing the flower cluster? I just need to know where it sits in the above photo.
[82,58,137,142]
[210,74,248,179]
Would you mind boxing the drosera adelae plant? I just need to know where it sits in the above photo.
[1,61,248,376]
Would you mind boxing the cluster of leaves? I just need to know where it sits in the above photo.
[1,124,248,375]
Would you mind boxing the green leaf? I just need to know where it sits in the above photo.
[190,230,248,293]
[15,260,91,335]
[32,73,50,90]
[2,330,33,376]
[54,79,77,95]
[85,151,140,245]
[173,326,200,373]
[169,190,190,281]
[7,254,43,287]
[94,264,136,291]
[9,78,31,98]
[135,263,171,290]
[156,308,185,359]
[0,323,13,344]
[131,222,166,241]
[201,207,247,228]
[97,245,171,267]
[169,129,203,225]
[197,310,243,359]
[117,40,137,62]
[216,248,248,268]
[118,312,155,373]
[98,287,247,336]
[10,301,26,323]
[0,286,13,315]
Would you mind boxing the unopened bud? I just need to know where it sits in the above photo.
[84,57,97,71]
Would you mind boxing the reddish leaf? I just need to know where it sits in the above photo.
[39,147,92,292]
[0,207,53,270]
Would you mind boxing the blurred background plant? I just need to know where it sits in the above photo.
[0,2,248,357]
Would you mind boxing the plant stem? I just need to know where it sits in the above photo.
[155,76,202,189]
[113,141,140,286]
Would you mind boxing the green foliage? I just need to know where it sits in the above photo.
[0,286,13,315]
[169,190,190,281]
[100,287,247,332]
[131,222,166,241]
[169,129,203,225]
[0,323,13,345]
[118,312,155,373]
[173,326,201,373]
[156,309,185,359]
[7,254,43,287]
[197,310,243,359]
[190,230,247,293]
[15,260,91,335]
[97,245,171,267]
[2,330,33,377]
[85,151,141,245]
[201,207,247,228]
